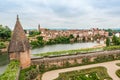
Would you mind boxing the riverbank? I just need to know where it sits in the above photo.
[92,43,106,48]
[32,44,120,58]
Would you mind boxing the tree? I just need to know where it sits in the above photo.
[69,34,74,39]
[0,25,11,41]
[106,29,113,36]
[37,36,43,41]
[29,30,40,37]
[112,35,118,45]
[0,42,6,49]
[106,37,110,46]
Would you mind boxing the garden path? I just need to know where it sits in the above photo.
[42,60,120,80]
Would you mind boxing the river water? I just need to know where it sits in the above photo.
[0,64,8,75]
[31,42,99,54]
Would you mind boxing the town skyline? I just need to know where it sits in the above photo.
[1,0,120,29]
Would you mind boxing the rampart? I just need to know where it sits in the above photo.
[31,50,120,66]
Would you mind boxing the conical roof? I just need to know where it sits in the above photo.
[8,15,30,53]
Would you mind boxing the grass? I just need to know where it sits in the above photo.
[103,45,120,51]
[0,60,20,80]
[33,47,103,57]
[0,53,9,66]
[54,67,112,80]
[116,70,120,78]
[116,63,120,66]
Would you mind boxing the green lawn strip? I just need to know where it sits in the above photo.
[0,60,20,80]
[116,70,120,78]
[33,45,120,57]
[33,47,103,57]
[54,67,112,80]
[103,45,120,51]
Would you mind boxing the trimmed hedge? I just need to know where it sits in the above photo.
[55,67,112,80]
[116,70,120,78]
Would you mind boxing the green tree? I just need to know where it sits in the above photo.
[69,34,74,39]
[106,37,110,46]
[29,30,40,37]
[0,25,11,41]
[112,35,120,45]
[0,42,6,49]
[37,36,43,41]
[106,29,113,36]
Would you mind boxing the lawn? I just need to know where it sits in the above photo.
[116,64,120,78]
[116,70,120,78]
[54,67,112,80]
[116,63,120,66]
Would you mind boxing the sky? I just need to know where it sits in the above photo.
[0,0,120,30]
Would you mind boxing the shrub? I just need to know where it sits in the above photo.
[82,57,90,64]
[0,60,20,80]
[116,70,120,78]
[0,42,6,49]
[55,67,112,80]
[20,65,38,80]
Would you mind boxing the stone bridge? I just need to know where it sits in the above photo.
[31,50,120,67]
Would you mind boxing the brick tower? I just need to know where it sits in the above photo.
[38,24,40,32]
[8,15,31,69]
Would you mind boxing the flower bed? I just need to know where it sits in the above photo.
[54,67,112,80]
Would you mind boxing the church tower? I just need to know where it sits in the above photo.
[8,15,31,69]
[38,24,41,32]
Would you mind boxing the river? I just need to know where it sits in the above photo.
[0,64,8,75]
[31,42,100,54]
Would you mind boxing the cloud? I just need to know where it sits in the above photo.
[0,0,120,29]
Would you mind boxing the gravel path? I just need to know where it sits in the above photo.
[42,60,120,80]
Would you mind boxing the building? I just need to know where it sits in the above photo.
[8,15,31,69]
[38,26,109,42]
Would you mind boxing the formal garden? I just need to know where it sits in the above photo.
[18,51,120,80]
[54,67,112,80]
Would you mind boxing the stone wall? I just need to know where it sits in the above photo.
[31,50,120,67]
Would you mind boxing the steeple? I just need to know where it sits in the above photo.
[8,15,30,53]
[38,24,41,32]
[8,15,31,69]
[17,15,19,21]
